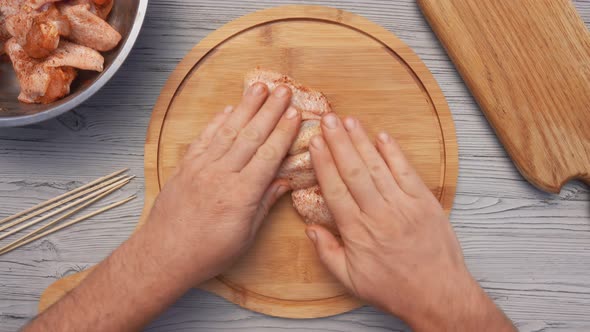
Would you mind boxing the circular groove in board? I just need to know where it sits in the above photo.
[156,6,459,318]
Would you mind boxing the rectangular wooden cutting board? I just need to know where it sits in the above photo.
[418,0,590,192]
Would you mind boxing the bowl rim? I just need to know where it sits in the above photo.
[0,0,149,128]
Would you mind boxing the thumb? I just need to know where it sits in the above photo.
[305,226,352,289]
[253,180,290,229]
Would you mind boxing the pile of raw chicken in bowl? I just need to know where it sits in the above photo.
[0,0,147,127]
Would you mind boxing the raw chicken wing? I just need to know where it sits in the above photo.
[244,69,332,120]
[244,69,337,233]
[277,152,317,190]
[6,38,75,103]
[292,186,337,234]
[0,0,24,17]
[5,5,70,58]
[1,0,120,104]
[290,120,321,155]
[5,38,103,103]
[29,0,60,10]
[0,15,10,54]
[58,3,120,51]
[45,40,103,71]
[68,0,113,20]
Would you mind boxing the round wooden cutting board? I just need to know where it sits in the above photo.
[39,5,458,319]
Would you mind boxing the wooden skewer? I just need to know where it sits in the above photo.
[0,176,133,239]
[0,168,127,225]
[0,175,130,232]
[0,186,122,254]
[0,196,136,256]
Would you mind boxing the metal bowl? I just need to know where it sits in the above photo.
[0,0,148,127]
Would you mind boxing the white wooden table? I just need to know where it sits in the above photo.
[1,1,589,331]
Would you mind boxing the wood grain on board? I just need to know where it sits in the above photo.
[418,0,590,193]
[38,5,458,318]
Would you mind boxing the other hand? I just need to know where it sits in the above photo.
[145,83,301,284]
[306,114,515,331]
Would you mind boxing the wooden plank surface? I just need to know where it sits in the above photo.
[418,0,590,193]
[0,0,589,330]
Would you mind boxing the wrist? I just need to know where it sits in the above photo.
[135,219,210,287]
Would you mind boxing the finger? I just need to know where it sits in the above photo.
[321,113,383,211]
[185,105,233,160]
[251,180,290,231]
[222,85,292,170]
[376,132,431,198]
[305,226,353,290]
[308,135,359,225]
[342,117,402,201]
[207,83,269,161]
[241,107,301,193]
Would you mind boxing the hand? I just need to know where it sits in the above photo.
[24,84,303,332]
[145,82,301,284]
[306,114,515,331]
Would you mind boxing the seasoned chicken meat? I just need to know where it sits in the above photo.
[0,0,23,17]
[6,38,76,103]
[5,38,103,103]
[0,15,10,55]
[29,0,60,9]
[1,0,120,104]
[292,186,337,234]
[277,151,317,190]
[5,5,70,58]
[44,40,103,71]
[244,69,332,120]
[244,69,337,233]
[289,120,321,155]
[68,0,113,20]
[58,3,120,51]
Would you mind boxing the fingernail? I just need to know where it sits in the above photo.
[223,105,234,113]
[250,83,266,95]
[274,85,290,98]
[285,106,298,119]
[343,117,356,131]
[310,135,325,150]
[306,229,317,243]
[323,113,338,129]
[378,132,390,143]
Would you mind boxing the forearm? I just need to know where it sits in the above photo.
[24,220,197,332]
[404,277,516,332]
